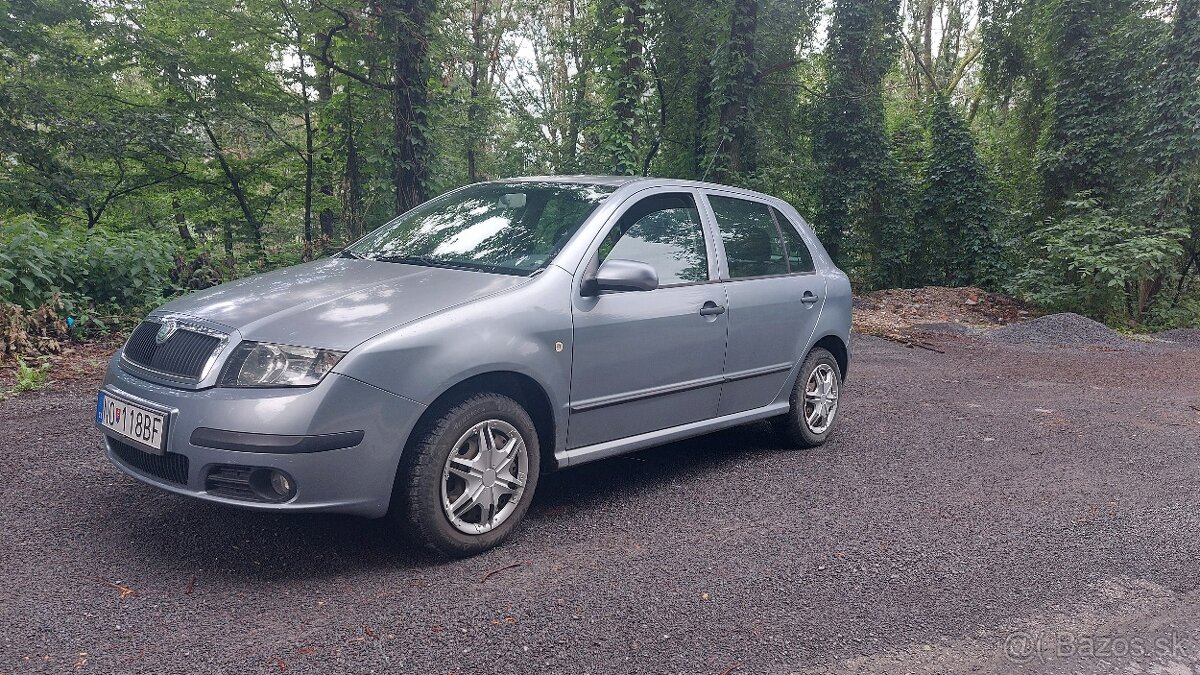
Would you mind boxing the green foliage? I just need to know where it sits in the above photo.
[12,356,50,394]
[814,0,908,289]
[1035,0,1141,210]
[0,0,1196,331]
[1016,195,1186,321]
[0,215,174,313]
[169,247,235,292]
[914,96,1006,289]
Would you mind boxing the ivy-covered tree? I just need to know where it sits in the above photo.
[1140,0,1200,317]
[601,0,651,175]
[813,0,905,287]
[914,95,1004,288]
[1035,0,1139,210]
[710,0,759,180]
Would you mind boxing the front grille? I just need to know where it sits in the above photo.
[205,465,270,502]
[123,320,223,380]
[109,438,190,485]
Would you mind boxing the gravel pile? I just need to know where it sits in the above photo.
[1154,328,1200,344]
[987,312,1133,347]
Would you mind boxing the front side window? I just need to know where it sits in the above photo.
[597,193,709,286]
[348,182,615,276]
[709,195,789,278]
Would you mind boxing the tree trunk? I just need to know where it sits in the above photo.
[612,0,647,175]
[315,27,336,247]
[296,27,315,262]
[344,86,364,238]
[565,0,588,167]
[693,31,715,177]
[386,0,434,213]
[921,0,933,94]
[1173,246,1198,308]
[716,0,758,177]
[201,122,265,259]
[467,0,490,182]
[172,195,194,248]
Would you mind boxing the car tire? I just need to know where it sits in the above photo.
[394,392,540,558]
[771,347,843,448]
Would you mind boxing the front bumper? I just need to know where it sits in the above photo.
[97,354,426,518]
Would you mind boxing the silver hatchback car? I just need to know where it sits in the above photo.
[97,176,851,556]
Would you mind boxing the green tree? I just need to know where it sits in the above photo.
[1036,0,1139,209]
[813,0,906,288]
[1139,0,1200,318]
[914,95,1005,288]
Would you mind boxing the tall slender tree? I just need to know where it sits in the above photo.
[813,0,904,286]
[607,0,649,175]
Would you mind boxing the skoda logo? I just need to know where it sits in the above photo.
[155,319,179,345]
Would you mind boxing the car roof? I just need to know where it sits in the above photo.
[490,175,776,198]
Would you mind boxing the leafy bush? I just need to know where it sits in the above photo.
[1015,196,1186,323]
[0,215,174,312]
[170,246,234,291]
[1,298,68,357]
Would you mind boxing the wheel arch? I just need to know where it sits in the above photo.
[404,370,559,475]
[811,333,849,381]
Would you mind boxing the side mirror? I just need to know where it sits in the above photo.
[582,259,659,295]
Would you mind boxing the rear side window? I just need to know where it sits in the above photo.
[773,208,815,273]
[598,193,709,286]
[708,195,788,278]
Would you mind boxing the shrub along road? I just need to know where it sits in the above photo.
[2,331,1199,674]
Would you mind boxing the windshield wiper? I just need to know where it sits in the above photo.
[374,254,452,268]
[338,249,363,259]
[374,255,526,276]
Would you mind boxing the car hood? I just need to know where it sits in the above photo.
[154,258,528,351]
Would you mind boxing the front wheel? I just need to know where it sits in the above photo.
[394,393,540,557]
[771,347,842,448]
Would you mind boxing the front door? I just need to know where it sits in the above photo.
[568,190,728,449]
[705,192,826,416]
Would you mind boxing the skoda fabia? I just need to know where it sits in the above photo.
[97,176,851,556]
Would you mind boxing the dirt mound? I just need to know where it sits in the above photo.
[1154,328,1200,344]
[910,321,985,336]
[987,312,1133,347]
[853,286,1033,338]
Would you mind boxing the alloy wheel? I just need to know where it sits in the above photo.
[440,419,529,535]
[803,363,839,434]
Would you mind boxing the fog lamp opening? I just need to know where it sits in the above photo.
[249,468,297,502]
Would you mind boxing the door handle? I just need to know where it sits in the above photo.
[699,301,726,316]
[800,291,820,304]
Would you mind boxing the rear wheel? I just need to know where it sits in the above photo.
[772,347,842,448]
[395,393,540,557]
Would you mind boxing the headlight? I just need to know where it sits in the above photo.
[219,342,346,387]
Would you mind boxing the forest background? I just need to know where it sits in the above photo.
[1,0,1197,342]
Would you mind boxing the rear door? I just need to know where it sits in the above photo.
[704,192,826,416]
[568,189,729,449]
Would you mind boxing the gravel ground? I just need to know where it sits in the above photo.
[1155,328,1200,344]
[3,333,1200,674]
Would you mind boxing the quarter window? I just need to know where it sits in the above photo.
[709,195,788,278]
[598,193,709,286]
[773,208,815,273]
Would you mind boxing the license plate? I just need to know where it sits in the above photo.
[97,391,167,453]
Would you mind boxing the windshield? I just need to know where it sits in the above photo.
[347,182,615,276]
